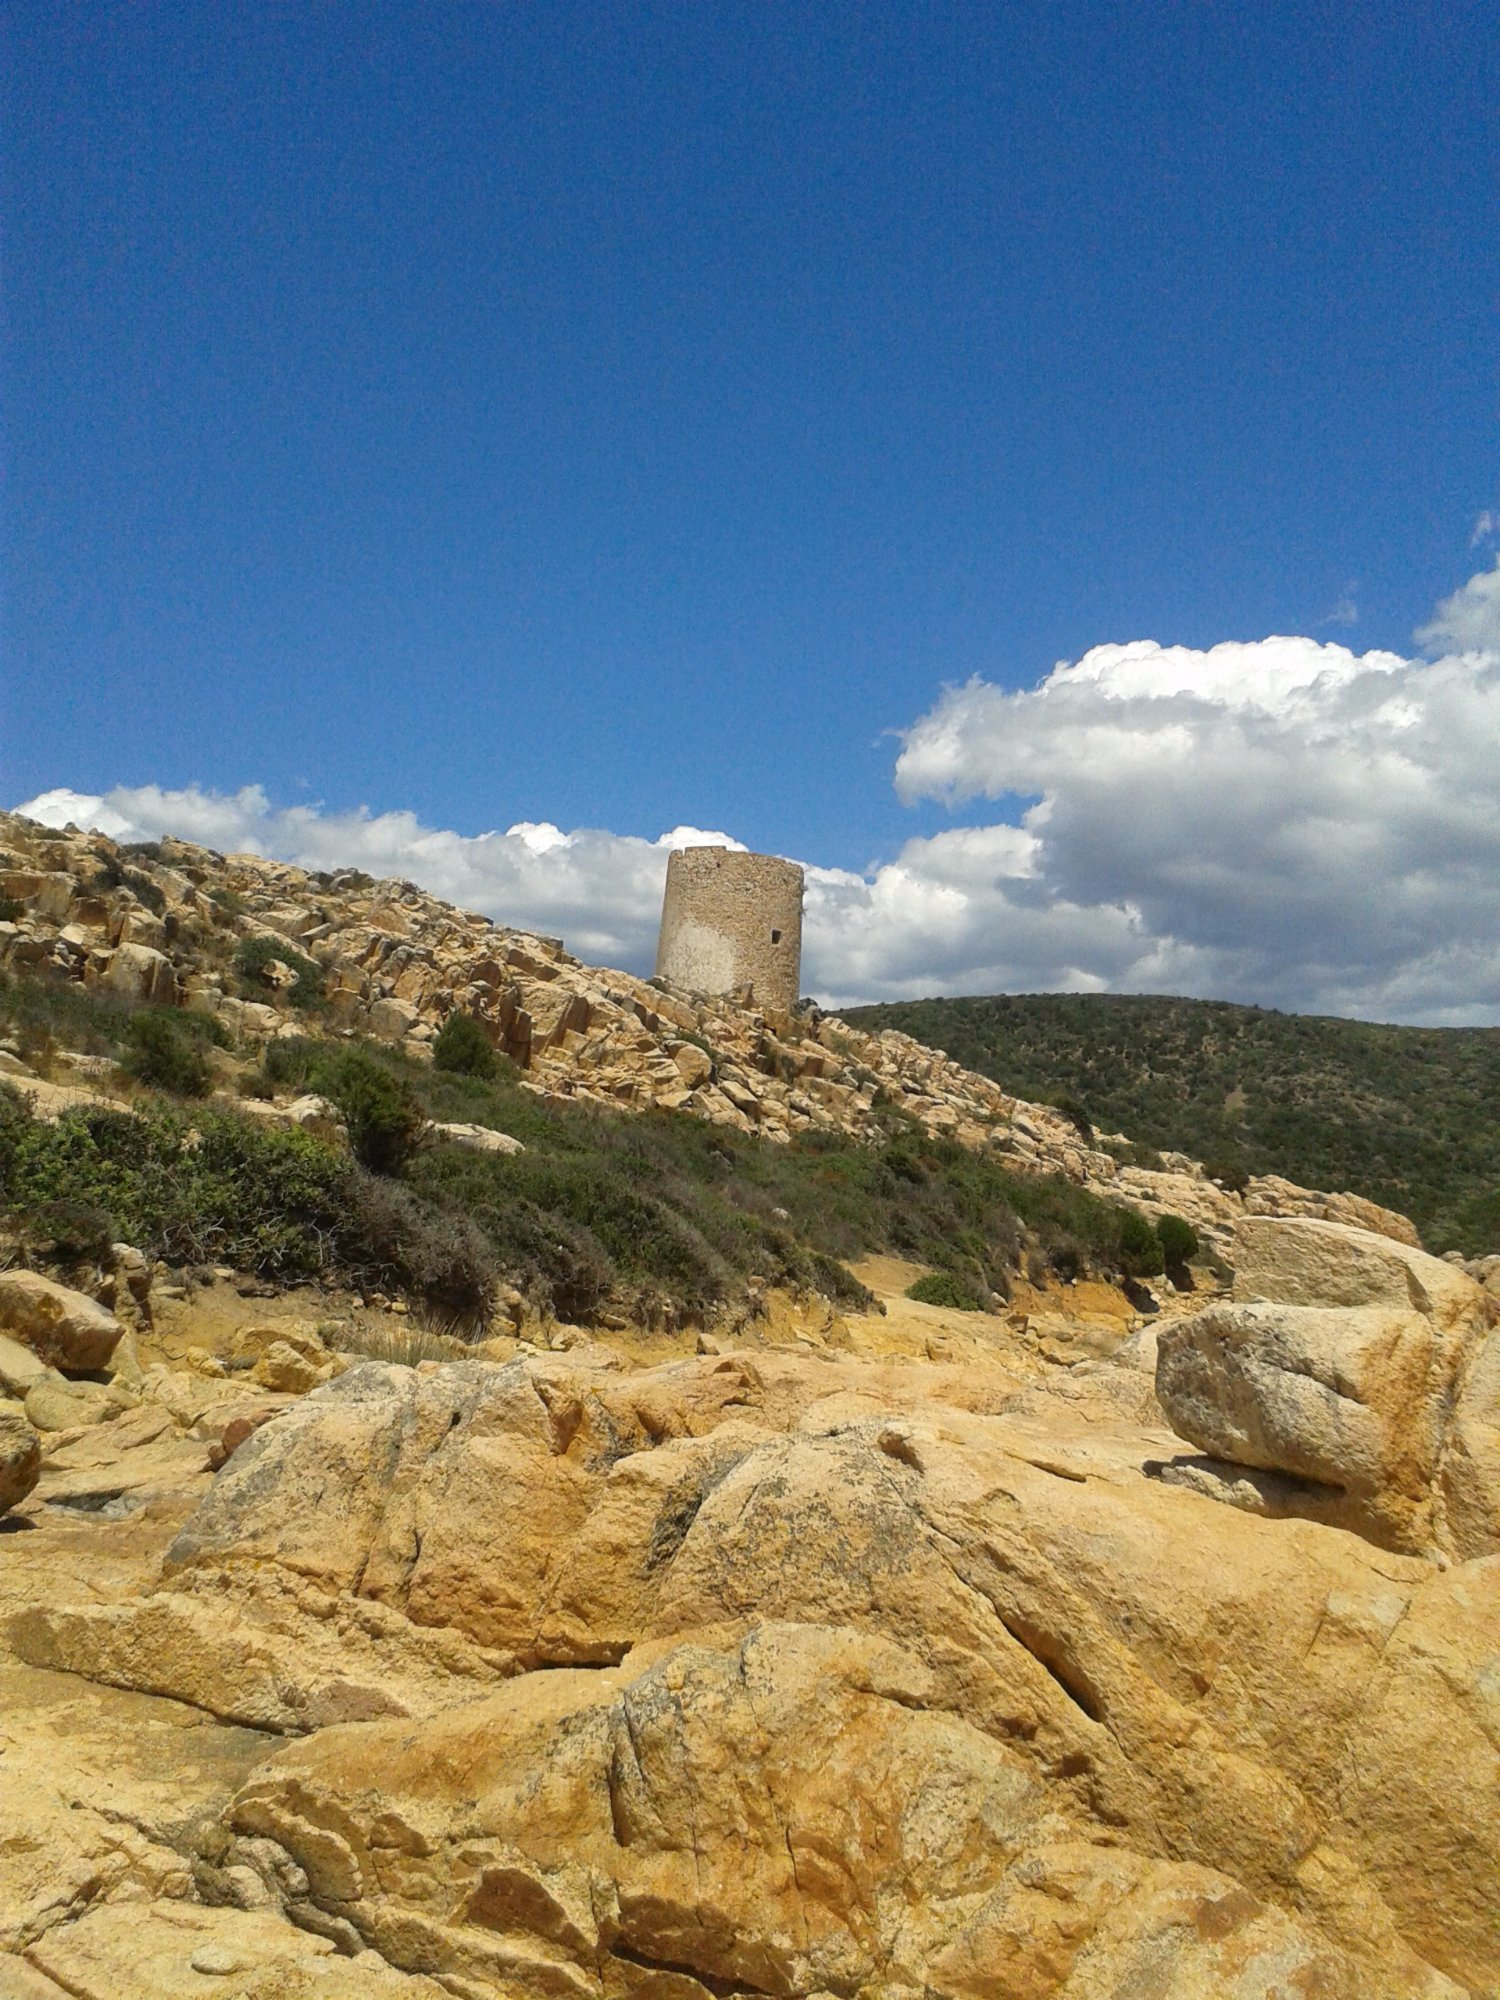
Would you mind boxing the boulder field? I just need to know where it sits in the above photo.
[1,1220,1496,1998]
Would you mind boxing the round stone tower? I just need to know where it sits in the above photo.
[654,847,804,1012]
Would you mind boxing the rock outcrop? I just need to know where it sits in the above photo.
[1,809,1492,1997]
[1156,1216,1500,1557]
[0,1405,41,1513]
[0,1271,123,1375]
[15,1338,1495,1995]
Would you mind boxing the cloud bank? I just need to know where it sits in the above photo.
[16,560,1500,1024]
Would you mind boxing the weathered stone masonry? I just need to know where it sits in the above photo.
[654,847,804,1012]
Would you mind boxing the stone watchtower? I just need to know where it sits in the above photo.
[654,847,804,1013]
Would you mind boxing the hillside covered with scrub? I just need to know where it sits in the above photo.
[0,810,1240,1331]
[0,806,1434,1333]
[0,975,1184,1329]
[844,991,1500,1254]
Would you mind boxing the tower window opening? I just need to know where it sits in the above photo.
[770,929,782,944]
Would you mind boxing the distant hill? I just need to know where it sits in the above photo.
[842,992,1500,1254]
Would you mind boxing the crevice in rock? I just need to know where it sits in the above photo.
[995,1610,1105,1725]
[607,1940,777,1997]
[19,1951,96,2000]
[285,1896,365,1957]
[518,1645,631,1673]
[1017,1455,1088,1483]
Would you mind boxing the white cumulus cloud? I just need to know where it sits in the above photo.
[889,601,1500,1021]
[1415,556,1500,655]
[13,784,723,971]
[14,558,1500,1024]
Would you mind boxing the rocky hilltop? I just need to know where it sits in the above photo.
[0,806,1496,1999]
[0,809,1418,1253]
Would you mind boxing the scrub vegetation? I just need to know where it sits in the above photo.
[0,969,1168,1331]
[845,991,1500,1253]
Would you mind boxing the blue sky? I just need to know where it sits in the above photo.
[5,3,1499,1017]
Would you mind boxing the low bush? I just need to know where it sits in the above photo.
[0,1083,28,1189]
[1043,1233,1086,1283]
[336,1172,496,1322]
[432,1010,497,1078]
[257,1035,324,1094]
[316,1047,426,1175]
[1114,1205,1166,1278]
[233,935,325,1010]
[122,1011,212,1096]
[27,1198,115,1266]
[1156,1213,1200,1272]
[0,969,131,1066]
[905,1270,988,1311]
[1202,1155,1252,1195]
[92,854,167,913]
[0,1099,347,1281]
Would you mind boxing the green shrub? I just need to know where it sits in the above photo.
[0,897,23,923]
[1043,1233,1086,1283]
[233,935,325,1010]
[316,1047,426,1175]
[1114,1206,1166,1278]
[905,1270,988,1311]
[258,1035,324,1094]
[26,1198,114,1265]
[0,1100,349,1282]
[1202,1155,1251,1195]
[122,1011,212,1096]
[92,854,167,913]
[0,968,133,1066]
[432,1011,497,1078]
[0,1080,30,1188]
[1156,1213,1200,1271]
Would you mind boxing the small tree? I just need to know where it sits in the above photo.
[317,1048,425,1175]
[1156,1213,1200,1276]
[1115,1206,1165,1278]
[123,1011,212,1097]
[433,1010,496,1078]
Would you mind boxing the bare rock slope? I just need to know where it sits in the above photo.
[7,1271,1497,1998]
